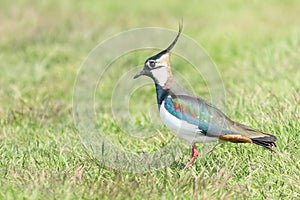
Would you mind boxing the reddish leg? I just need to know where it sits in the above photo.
[183,144,199,170]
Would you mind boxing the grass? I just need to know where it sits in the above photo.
[1,0,300,199]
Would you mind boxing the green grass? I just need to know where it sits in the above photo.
[1,0,300,199]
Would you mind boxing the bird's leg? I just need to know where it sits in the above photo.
[183,144,199,170]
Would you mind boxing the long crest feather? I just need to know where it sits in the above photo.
[165,22,183,53]
[145,22,183,61]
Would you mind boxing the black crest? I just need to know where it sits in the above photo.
[148,22,183,61]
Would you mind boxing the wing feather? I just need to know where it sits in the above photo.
[164,95,231,136]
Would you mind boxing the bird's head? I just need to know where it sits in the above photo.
[134,24,182,87]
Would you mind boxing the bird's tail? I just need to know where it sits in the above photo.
[219,122,277,151]
[250,134,277,150]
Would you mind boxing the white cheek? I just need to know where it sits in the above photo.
[151,67,168,86]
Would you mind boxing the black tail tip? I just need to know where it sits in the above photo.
[251,135,277,151]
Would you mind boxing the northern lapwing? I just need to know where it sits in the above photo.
[133,24,277,169]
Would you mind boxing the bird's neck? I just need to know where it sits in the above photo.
[154,77,195,109]
[155,83,169,108]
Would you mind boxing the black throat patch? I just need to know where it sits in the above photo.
[155,83,169,109]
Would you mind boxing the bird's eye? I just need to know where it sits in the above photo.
[148,60,156,68]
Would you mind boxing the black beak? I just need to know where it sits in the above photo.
[133,69,146,79]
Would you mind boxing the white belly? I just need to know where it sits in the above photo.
[159,101,218,144]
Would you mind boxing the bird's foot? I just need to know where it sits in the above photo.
[183,144,199,170]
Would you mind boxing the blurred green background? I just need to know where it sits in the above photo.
[1,0,299,199]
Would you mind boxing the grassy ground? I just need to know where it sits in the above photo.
[1,0,300,199]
